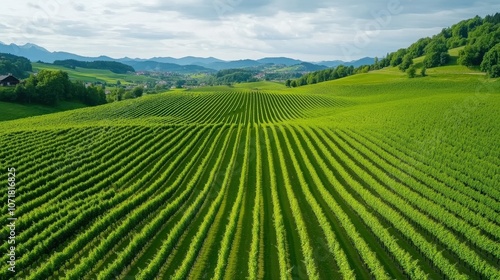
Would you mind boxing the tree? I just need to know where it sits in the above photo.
[480,44,500,77]
[116,88,124,101]
[490,65,500,78]
[175,80,186,88]
[458,22,500,67]
[360,66,370,73]
[106,92,115,103]
[123,90,135,100]
[84,86,100,105]
[96,86,107,104]
[70,81,87,102]
[423,51,449,68]
[373,57,379,69]
[407,65,417,78]
[399,54,414,72]
[458,45,483,66]
[14,84,27,103]
[440,52,450,66]
[407,37,431,58]
[424,38,448,55]
[390,49,407,66]
[307,74,317,85]
[290,80,297,87]
[285,79,291,87]
[424,52,439,68]
[32,70,71,105]
[20,76,37,103]
[132,86,143,98]
[421,66,427,77]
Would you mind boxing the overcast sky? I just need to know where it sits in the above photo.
[1,1,499,61]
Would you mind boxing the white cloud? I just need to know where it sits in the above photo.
[0,0,499,60]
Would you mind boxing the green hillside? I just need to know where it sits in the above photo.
[0,101,87,121]
[32,62,157,84]
[1,60,499,280]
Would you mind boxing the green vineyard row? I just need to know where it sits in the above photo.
[0,89,498,279]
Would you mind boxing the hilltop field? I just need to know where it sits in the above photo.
[31,62,157,85]
[1,51,499,280]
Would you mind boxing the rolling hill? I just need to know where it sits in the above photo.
[32,62,158,85]
[1,56,498,279]
[0,101,87,122]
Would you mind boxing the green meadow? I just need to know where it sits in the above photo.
[32,62,158,85]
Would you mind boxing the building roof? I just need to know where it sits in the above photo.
[0,74,19,81]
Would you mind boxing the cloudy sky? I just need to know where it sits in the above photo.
[1,1,499,61]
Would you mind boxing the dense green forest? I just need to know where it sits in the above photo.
[53,59,135,74]
[0,53,32,78]
[291,13,500,87]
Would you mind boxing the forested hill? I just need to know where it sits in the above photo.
[375,12,500,75]
[215,69,259,84]
[0,53,32,78]
[53,59,135,74]
[291,13,500,87]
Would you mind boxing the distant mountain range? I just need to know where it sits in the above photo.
[122,60,217,74]
[0,42,374,73]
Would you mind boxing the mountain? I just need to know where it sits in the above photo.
[145,56,224,66]
[204,59,263,70]
[315,60,345,68]
[0,43,115,63]
[122,60,216,73]
[257,57,303,66]
[281,62,328,72]
[316,57,375,68]
[349,57,376,67]
[0,43,52,62]
[0,42,374,73]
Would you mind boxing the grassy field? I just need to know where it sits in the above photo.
[0,59,499,280]
[0,101,87,121]
[32,63,158,85]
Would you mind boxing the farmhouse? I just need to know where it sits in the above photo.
[0,74,20,86]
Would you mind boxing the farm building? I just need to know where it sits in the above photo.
[0,74,20,86]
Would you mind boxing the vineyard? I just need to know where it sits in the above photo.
[1,69,500,279]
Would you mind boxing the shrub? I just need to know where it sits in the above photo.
[407,66,417,78]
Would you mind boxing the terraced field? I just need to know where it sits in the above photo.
[1,70,499,279]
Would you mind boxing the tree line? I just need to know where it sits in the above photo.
[5,70,107,106]
[286,65,356,87]
[0,53,32,78]
[105,86,143,103]
[53,59,135,74]
[0,67,152,106]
